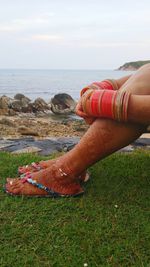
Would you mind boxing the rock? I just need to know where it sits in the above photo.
[18,126,39,136]
[14,93,31,102]
[0,140,15,150]
[20,99,33,113]
[0,118,15,127]
[133,138,150,146]
[9,99,33,113]
[0,108,9,115]
[0,95,12,109]
[9,94,32,113]
[8,109,16,116]
[9,100,22,112]
[32,98,50,112]
[0,93,77,115]
[50,93,76,114]
[12,146,42,154]
[118,145,134,153]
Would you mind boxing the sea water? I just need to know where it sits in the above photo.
[0,69,133,101]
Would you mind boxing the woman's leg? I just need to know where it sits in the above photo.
[125,94,150,125]
[6,119,143,196]
[5,65,150,196]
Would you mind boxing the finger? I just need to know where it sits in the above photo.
[76,109,88,118]
[75,103,88,118]
[84,117,96,125]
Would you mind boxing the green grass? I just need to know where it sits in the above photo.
[0,150,150,267]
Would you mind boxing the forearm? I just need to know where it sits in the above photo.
[115,75,132,89]
[76,75,132,122]
[128,95,150,125]
[80,89,150,126]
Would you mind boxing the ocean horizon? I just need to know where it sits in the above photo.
[0,69,133,101]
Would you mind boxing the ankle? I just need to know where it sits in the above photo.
[53,161,78,185]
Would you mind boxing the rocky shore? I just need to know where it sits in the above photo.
[0,92,90,155]
[0,92,89,139]
[0,113,88,139]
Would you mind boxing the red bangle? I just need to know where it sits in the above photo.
[89,90,118,119]
[101,90,116,118]
[93,80,114,90]
[80,79,117,97]
[82,88,130,121]
[80,84,99,97]
[90,90,104,116]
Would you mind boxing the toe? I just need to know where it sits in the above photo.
[5,178,48,196]
[7,178,20,184]
[7,178,13,183]
[5,181,22,194]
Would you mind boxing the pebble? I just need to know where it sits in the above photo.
[12,146,42,154]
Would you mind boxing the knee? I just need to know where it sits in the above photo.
[139,63,150,71]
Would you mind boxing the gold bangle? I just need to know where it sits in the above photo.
[114,91,124,121]
[123,92,131,121]
[105,79,119,90]
[81,89,94,114]
[98,90,105,115]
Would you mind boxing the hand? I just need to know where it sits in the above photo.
[75,98,95,125]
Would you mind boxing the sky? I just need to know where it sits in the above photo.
[0,0,150,69]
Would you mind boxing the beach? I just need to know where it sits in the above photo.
[0,68,149,147]
[0,114,88,139]
[0,68,133,139]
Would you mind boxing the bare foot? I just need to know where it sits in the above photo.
[5,162,84,197]
[18,159,56,174]
[18,158,89,183]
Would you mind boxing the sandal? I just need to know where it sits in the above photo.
[18,162,90,183]
[18,162,46,174]
[4,174,84,198]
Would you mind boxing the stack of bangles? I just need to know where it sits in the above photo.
[80,79,131,122]
[80,79,119,96]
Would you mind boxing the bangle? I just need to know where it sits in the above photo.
[83,89,131,121]
[81,89,94,114]
[105,79,119,90]
[80,79,118,97]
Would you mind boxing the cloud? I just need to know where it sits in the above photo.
[0,25,18,32]
[14,13,55,26]
[78,41,150,48]
[0,13,55,33]
[18,34,63,44]
[31,34,62,41]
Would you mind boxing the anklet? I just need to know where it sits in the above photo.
[59,168,68,177]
